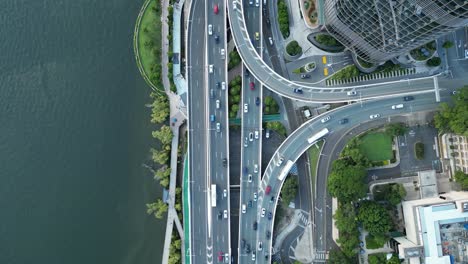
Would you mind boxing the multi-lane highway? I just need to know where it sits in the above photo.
[187,0,231,262]
[238,0,264,262]
[187,0,209,261]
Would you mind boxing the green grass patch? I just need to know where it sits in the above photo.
[137,0,163,89]
[415,142,424,160]
[308,140,324,181]
[359,132,393,161]
[365,234,386,249]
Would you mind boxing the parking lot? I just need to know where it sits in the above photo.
[397,125,440,175]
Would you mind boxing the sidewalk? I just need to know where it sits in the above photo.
[273,210,302,253]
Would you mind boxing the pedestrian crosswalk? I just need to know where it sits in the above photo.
[314,251,328,261]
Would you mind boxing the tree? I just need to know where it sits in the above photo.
[281,176,298,205]
[266,121,287,136]
[357,201,391,236]
[151,148,170,165]
[328,249,357,264]
[286,41,302,56]
[146,199,168,219]
[385,123,407,137]
[454,170,468,190]
[152,125,173,145]
[385,183,406,205]
[387,255,401,264]
[442,41,454,49]
[277,0,290,38]
[434,86,468,136]
[334,203,360,257]
[426,56,441,67]
[368,254,386,264]
[327,160,367,202]
[150,94,170,123]
[154,165,171,180]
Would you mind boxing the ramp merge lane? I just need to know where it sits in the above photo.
[227,0,439,102]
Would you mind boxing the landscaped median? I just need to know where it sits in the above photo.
[133,0,164,91]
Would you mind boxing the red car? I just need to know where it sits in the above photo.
[214,4,219,14]
[218,252,223,262]
[265,185,271,195]
[250,82,255,90]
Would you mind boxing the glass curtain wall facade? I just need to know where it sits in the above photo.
[324,0,468,63]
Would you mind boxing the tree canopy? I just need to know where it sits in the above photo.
[327,159,367,202]
[434,86,468,136]
[454,170,468,190]
[281,176,298,205]
[146,199,168,219]
[328,249,357,264]
[152,125,173,145]
[357,201,392,236]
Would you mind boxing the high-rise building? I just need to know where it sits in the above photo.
[324,0,468,63]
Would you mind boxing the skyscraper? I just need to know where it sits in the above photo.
[324,0,468,63]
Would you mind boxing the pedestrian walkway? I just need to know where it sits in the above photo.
[273,210,302,254]
[173,0,188,99]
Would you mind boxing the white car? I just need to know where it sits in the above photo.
[254,130,259,139]
[253,192,257,201]
[216,122,221,132]
[276,157,284,166]
[216,99,220,109]
[369,114,381,119]
[252,253,256,261]
[209,64,213,73]
[249,0,253,5]
[233,1,237,10]
[242,204,246,213]
[220,48,225,59]
[249,132,254,142]
[347,90,357,96]
[321,116,331,123]
[265,129,270,139]
[261,208,266,217]
[254,164,258,173]
[223,210,228,219]
[391,104,404,109]
[268,37,273,46]
[208,24,213,35]
[223,189,227,197]
[244,103,248,113]
[221,82,226,90]
[248,174,252,183]
[255,0,259,7]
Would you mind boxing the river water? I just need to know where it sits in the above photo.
[0,0,165,263]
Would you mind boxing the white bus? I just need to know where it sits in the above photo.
[307,128,329,144]
[278,160,294,181]
[211,184,217,207]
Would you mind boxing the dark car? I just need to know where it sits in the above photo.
[300,74,310,79]
[270,196,275,203]
[241,239,246,248]
[218,211,222,219]
[253,221,257,230]
[339,118,348,124]
[215,35,219,43]
[264,254,269,260]
[266,18,270,24]
[403,96,414,101]
[266,231,271,239]
[255,97,260,106]
[248,200,253,208]
[267,212,273,220]
[246,244,251,253]
[245,70,250,77]
[293,88,303,94]
[243,166,248,174]
[222,158,227,167]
